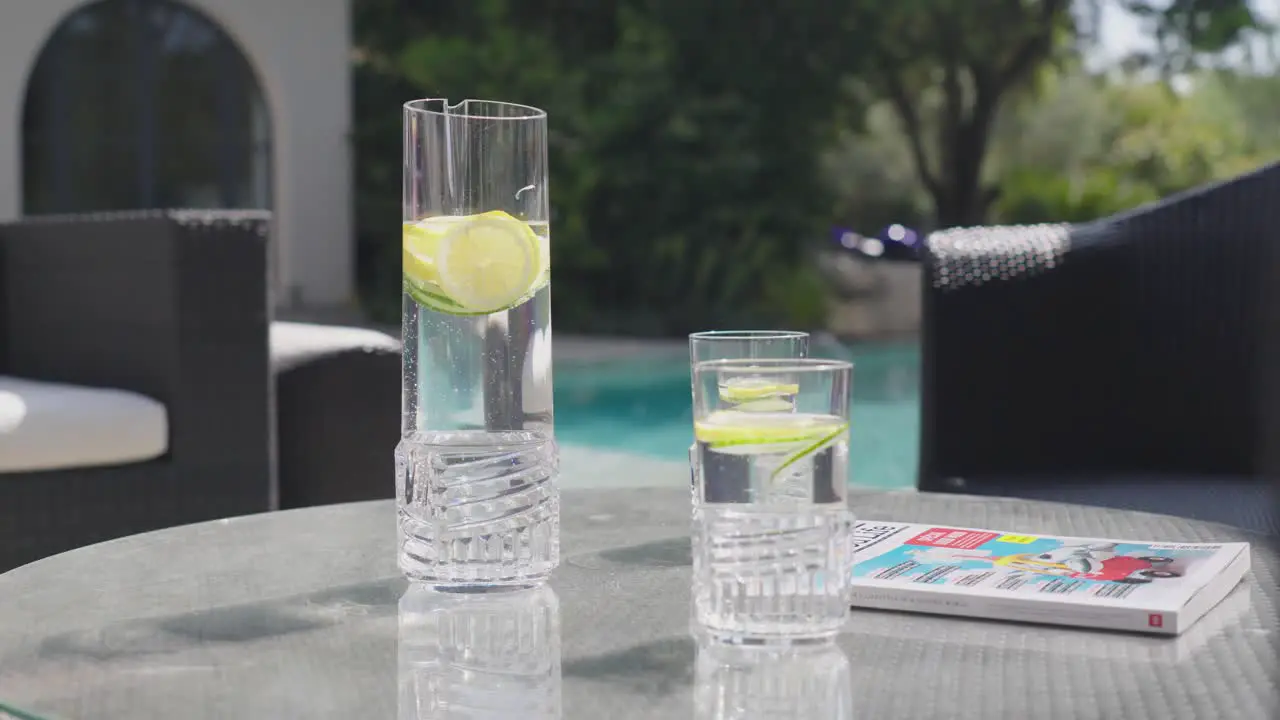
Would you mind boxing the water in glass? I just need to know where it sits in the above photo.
[691,360,855,644]
[397,219,557,587]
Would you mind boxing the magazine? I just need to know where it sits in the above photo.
[848,520,1251,635]
[846,582,1253,663]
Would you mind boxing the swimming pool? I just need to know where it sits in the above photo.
[554,342,920,489]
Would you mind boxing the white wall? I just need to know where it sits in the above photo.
[0,0,354,310]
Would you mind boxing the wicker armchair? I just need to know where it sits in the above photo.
[270,321,400,509]
[0,211,274,571]
[919,163,1280,534]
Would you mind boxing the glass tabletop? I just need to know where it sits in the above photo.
[0,702,53,720]
[0,489,1274,719]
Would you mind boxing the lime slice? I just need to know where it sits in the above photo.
[402,220,468,313]
[770,422,846,482]
[732,398,797,413]
[403,212,543,315]
[719,377,800,404]
[695,411,848,483]
[695,411,843,447]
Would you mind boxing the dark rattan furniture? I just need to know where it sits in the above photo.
[0,488,1273,719]
[0,211,274,572]
[270,322,400,509]
[919,163,1280,534]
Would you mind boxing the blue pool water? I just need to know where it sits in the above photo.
[554,343,921,489]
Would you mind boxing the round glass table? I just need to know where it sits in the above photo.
[0,488,1274,719]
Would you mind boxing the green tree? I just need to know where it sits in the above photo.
[565,0,862,333]
[848,0,1076,227]
[990,69,1264,223]
[1122,0,1271,73]
[822,103,931,233]
[1197,68,1280,157]
[352,0,608,322]
[354,0,864,333]
[839,0,1269,230]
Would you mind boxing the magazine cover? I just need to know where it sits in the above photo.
[849,521,1251,635]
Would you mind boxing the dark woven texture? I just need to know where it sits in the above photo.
[271,330,400,509]
[0,211,274,572]
[0,489,1273,719]
[920,163,1280,534]
[933,476,1280,536]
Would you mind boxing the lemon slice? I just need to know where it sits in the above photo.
[402,221,442,284]
[402,212,542,315]
[436,212,538,313]
[718,377,801,404]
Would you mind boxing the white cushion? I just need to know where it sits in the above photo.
[0,376,168,473]
[269,321,400,369]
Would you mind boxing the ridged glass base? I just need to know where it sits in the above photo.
[692,505,854,643]
[396,432,560,587]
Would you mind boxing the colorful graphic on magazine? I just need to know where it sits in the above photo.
[853,526,1219,598]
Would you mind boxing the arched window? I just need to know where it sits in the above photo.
[22,0,271,214]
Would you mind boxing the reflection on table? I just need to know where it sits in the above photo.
[695,638,853,720]
[399,584,562,720]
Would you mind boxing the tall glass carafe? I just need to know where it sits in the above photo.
[397,99,557,588]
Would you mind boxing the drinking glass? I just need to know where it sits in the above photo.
[689,331,810,367]
[688,332,809,495]
[695,640,853,720]
[691,358,855,644]
[397,99,557,587]
[399,585,561,720]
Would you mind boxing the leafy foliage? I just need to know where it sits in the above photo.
[991,67,1273,223]
[846,0,1076,227]
[1122,0,1271,72]
[352,0,1277,334]
[354,0,859,334]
